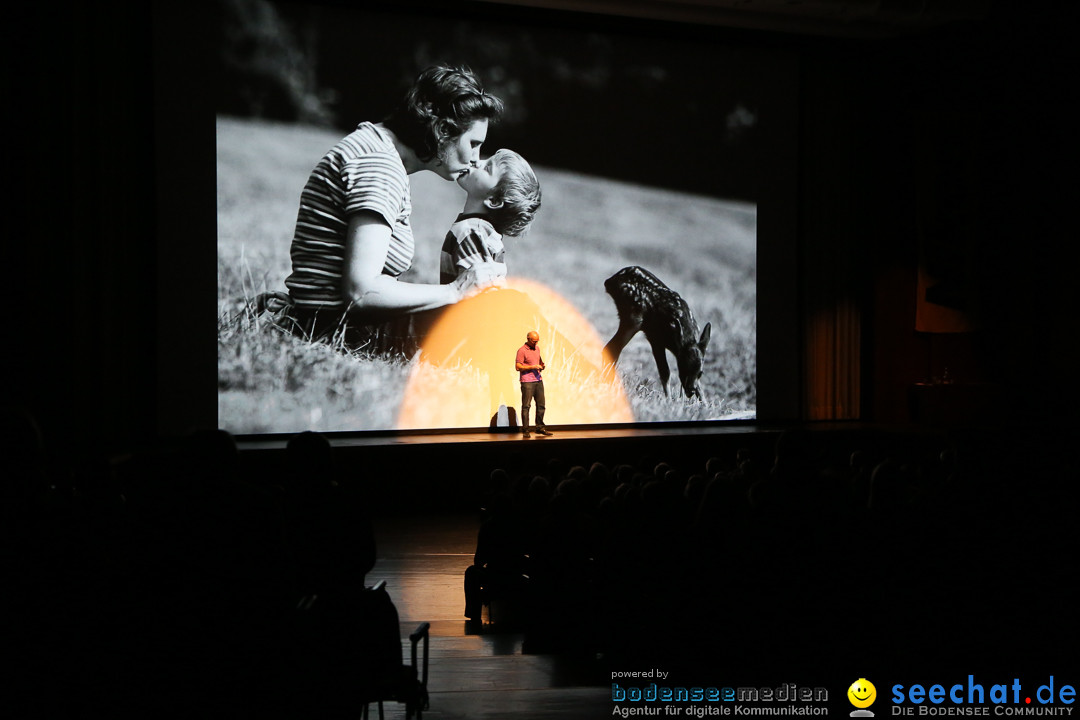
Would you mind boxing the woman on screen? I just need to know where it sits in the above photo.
[261,66,506,349]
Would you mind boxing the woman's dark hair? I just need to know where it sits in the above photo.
[383,66,504,162]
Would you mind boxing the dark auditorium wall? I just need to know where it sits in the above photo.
[795,7,1074,425]
[7,1,1073,453]
[9,3,161,455]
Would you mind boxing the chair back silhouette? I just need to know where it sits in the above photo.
[294,580,430,719]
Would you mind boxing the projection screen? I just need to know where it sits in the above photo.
[215,0,779,434]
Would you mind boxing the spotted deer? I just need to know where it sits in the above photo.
[602,266,712,399]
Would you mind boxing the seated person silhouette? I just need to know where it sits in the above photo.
[463,493,529,623]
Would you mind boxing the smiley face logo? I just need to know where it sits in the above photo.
[848,679,877,709]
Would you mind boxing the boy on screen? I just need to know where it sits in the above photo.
[440,149,541,284]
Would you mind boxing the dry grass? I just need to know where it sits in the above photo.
[217,116,756,433]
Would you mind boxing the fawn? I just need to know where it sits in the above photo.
[602,266,712,399]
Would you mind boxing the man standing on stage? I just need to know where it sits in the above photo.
[516,331,553,438]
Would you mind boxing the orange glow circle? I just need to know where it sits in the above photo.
[397,278,632,430]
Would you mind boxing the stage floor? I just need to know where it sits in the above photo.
[369,511,613,720]
[235,420,789,451]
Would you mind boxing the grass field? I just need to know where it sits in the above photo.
[217,116,757,433]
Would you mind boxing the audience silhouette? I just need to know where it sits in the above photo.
[6,413,1075,712]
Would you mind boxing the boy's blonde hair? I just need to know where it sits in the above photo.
[487,149,541,237]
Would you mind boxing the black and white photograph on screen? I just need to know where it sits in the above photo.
[216,0,762,434]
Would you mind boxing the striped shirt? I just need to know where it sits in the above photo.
[285,123,414,309]
[439,214,505,285]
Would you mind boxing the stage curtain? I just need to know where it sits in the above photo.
[798,61,863,421]
[804,302,861,420]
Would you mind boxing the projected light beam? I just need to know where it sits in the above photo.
[397,278,632,430]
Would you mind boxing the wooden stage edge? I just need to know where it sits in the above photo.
[232,420,1008,512]
[232,419,972,453]
[235,421,800,451]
